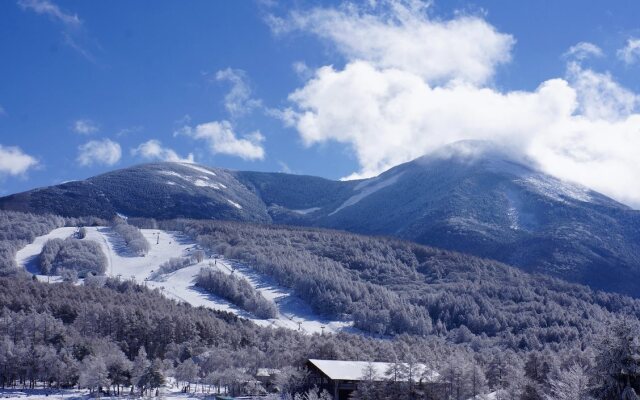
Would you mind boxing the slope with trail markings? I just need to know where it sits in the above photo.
[14,226,353,334]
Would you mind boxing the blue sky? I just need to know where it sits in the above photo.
[1,0,640,206]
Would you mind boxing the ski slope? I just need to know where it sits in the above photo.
[15,226,353,334]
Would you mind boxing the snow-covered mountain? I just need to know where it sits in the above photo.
[2,141,640,296]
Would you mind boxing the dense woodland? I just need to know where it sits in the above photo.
[38,238,107,277]
[1,211,640,398]
[160,219,640,350]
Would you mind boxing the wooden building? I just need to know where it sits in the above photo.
[306,359,442,400]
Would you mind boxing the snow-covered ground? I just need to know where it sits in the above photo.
[330,172,403,216]
[15,227,353,335]
[0,384,233,400]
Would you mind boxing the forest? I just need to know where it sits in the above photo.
[1,211,640,398]
[38,237,107,277]
[159,219,640,350]
[195,267,278,319]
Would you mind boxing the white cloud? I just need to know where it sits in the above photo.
[565,42,604,61]
[77,139,121,167]
[567,62,638,120]
[276,1,640,207]
[292,61,313,80]
[275,0,514,85]
[617,38,640,65]
[72,119,99,135]
[176,120,265,160]
[17,0,81,27]
[278,161,293,174]
[0,145,38,176]
[18,0,96,63]
[131,140,194,163]
[215,68,262,117]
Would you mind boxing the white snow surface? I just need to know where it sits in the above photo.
[0,381,235,400]
[193,179,222,189]
[330,172,403,216]
[519,175,592,203]
[291,207,321,215]
[178,162,217,176]
[227,199,242,209]
[160,167,226,191]
[308,359,438,382]
[15,227,352,334]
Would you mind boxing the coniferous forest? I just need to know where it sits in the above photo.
[0,210,639,398]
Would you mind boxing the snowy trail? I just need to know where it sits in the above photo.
[15,227,354,334]
[15,226,77,281]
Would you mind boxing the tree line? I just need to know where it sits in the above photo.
[195,267,278,319]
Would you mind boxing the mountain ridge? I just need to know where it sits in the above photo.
[2,141,640,297]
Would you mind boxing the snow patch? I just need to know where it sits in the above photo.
[227,199,242,209]
[330,172,403,216]
[520,175,592,203]
[159,170,184,179]
[15,227,77,281]
[194,179,222,189]
[291,207,321,215]
[179,163,217,176]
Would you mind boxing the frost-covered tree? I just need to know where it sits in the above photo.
[592,320,640,399]
[105,350,132,395]
[38,238,107,276]
[78,356,111,396]
[545,364,593,400]
[131,347,151,394]
[294,386,332,400]
[175,358,199,392]
[112,219,150,256]
[195,268,277,319]
[138,359,165,396]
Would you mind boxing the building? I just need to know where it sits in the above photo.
[306,359,442,400]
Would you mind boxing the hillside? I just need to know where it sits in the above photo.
[161,219,640,349]
[4,209,640,352]
[2,141,640,297]
[15,225,353,334]
[2,209,640,398]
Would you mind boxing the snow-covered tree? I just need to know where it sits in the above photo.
[294,386,332,400]
[546,364,593,400]
[175,358,199,392]
[78,356,111,396]
[592,320,640,399]
[131,347,151,394]
[104,350,132,395]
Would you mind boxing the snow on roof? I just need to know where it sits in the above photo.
[308,359,438,382]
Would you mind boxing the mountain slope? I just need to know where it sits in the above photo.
[1,162,271,222]
[308,143,640,296]
[2,141,640,296]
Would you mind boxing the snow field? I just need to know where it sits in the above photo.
[15,227,353,335]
